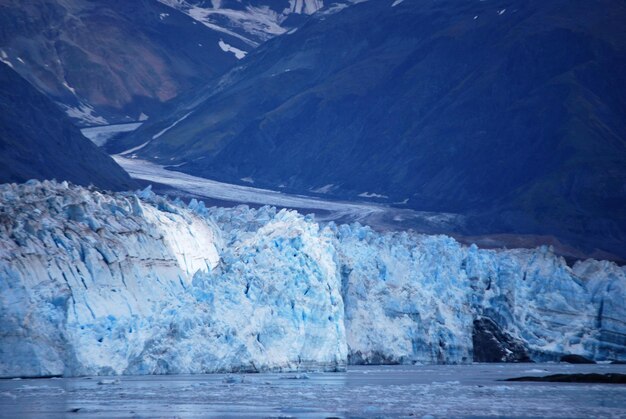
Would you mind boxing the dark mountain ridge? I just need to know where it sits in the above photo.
[0,62,135,190]
[116,0,626,258]
[0,0,248,125]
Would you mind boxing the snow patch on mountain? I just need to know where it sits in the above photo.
[311,184,336,194]
[287,0,324,15]
[158,0,325,46]
[0,50,13,68]
[62,81,76,95]
[358,192,389,199]
[218,40,247,59]
[81,123,143,147]
[117,113,193,156]
[61,103,108,126]
[122,141,150,157]
[152,112,193,140]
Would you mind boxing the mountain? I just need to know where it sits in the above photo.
[157,0,326,47]
[0,63,135,190]
[2,181,624,377]
[0,0,247,125]
[120,0,626,259]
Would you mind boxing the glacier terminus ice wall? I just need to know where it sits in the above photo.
[0,181,625,377]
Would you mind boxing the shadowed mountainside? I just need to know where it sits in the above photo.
[119,0,626,259]
[0,63,135,190]
[0,0,248,124]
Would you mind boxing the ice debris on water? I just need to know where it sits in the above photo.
[222,375,245,384]
[281,373,310,380]
[0,180,625,378]
[97,379,120,385]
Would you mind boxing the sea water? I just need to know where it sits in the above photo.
[1,364,625,418]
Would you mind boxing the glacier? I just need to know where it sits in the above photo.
[0,180,624,378]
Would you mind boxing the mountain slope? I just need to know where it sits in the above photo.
[123,0,626,258]
[0,0,247,125]
[0,63,135,190]
[158,0,325,47]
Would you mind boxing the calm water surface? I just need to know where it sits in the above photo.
[1,363,625,418]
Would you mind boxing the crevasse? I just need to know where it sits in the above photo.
[0,180,624,377]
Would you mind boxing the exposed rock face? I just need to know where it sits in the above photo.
[506,373,626,384]
[472,317,531,363]
[560,355,596,364]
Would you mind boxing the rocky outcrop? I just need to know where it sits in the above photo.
[472,317,531,363]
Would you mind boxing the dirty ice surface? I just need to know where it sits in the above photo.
[114,155,461,230]
[2,364,626,418]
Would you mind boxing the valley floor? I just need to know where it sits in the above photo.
[2,364,626,418]
[113,154,462,232]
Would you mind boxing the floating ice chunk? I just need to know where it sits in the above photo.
[282,373,310,379]
[222,375,245,384]
[97,379,120,385]
[1,392,17,400]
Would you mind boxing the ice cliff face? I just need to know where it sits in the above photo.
[337,226,618,364]
[0,181,624,377]
[0,181,344,377]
